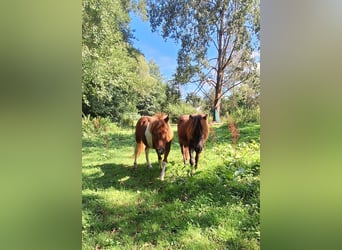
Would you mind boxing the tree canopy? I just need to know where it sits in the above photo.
[82,0,259,125]
[147,0,260,122]
[82,0,171,123]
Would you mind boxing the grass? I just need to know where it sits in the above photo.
[82,121,260,249]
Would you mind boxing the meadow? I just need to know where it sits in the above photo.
[82,120,260,249]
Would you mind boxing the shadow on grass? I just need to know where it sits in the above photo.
[82,179,223,249]
[83,163,170,191]
[83,171,259,248]
[82,123,260,249]
[83,161,258,208]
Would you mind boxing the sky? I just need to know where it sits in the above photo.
[129,14,195,98]
[129,15,178,79]
[129,14,260,99]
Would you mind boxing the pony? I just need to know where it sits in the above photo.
[133,113,174,181]
[177,114,209,175]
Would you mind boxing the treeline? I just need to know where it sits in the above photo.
[82,0,196,124]
[82,0,259,126]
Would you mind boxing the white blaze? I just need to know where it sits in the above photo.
[145,123,153,148]
[160,161,167,181]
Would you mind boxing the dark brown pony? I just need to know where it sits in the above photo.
[133,113,174,180]
[177,114,209,175]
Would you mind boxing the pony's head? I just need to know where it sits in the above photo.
[187,114,209,153]
[150,114,173,155]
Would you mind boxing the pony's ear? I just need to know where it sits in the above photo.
[203,114,208,120]
[189,115,193,119]
[164,115,169,123]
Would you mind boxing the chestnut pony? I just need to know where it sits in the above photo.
[177,114,209,175]
[133,113,174,180]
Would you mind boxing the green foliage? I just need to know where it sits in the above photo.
[220,77,260,125]
[136,59,167,116]
[164,103,196,123]
[82,122,260,249]
[120,112,141,129]
[82,114,111,136]
[147,0,260,122]
[82,0,137,119]
[165,80,181,105]
[82,0,170,122]
[226,106,260,126]
[185,92,203,108]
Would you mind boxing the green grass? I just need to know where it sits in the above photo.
[82,122,260,249]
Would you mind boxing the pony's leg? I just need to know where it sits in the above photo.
[133,143,138,169]
[184,146,189,163]
[145,147,152,169]
[160,142,171,181]
[180,144,186,165]
[189,148,195,176]
[194,152,200,170]
[189,148,195,166]
[160,161,167,181]
[156,149,162,169]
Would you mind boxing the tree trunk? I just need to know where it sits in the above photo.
[212,5,225,123]
[213,101,221,123]
[213,75,223,123]
[213,52,223,123]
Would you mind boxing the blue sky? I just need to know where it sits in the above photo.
[129,14,260,99]
[129,15,179,80]
[129,15,197,98]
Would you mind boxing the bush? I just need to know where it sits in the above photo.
[120,112,141,128]
[224,107,260,126]
[82,114,111,136]
[164,103,197,123]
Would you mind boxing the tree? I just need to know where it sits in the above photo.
[147,0,260,122]
[165,79,181,105]
[82,0,167,123]
[136,59,167,116]
[185,92,202,108]
[82,0,139,119]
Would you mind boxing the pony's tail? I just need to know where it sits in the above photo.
[133,141,145,159]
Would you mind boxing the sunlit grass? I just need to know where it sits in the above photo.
[82,121,260,249]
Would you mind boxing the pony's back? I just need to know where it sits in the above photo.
[177,115,190,146]
[177,114,209,145]
[133,113,173,181]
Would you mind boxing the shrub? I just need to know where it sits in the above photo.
[164,103,197,123]
[82,114,111,136]
[224,107,260,126]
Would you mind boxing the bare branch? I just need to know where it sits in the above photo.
[212,38,219,51]
[205,78,216,87]
[221,80,245,97]
[222,38,237,71]
[192,81,205,95]
[199,87,212,101]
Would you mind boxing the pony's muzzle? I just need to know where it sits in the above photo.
[195,146,203,153]
[157,147,165,155]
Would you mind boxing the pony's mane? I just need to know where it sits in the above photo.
[186,114,209,141]
[150,113,173,142]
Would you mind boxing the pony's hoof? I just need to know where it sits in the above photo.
[188,169,194,177]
